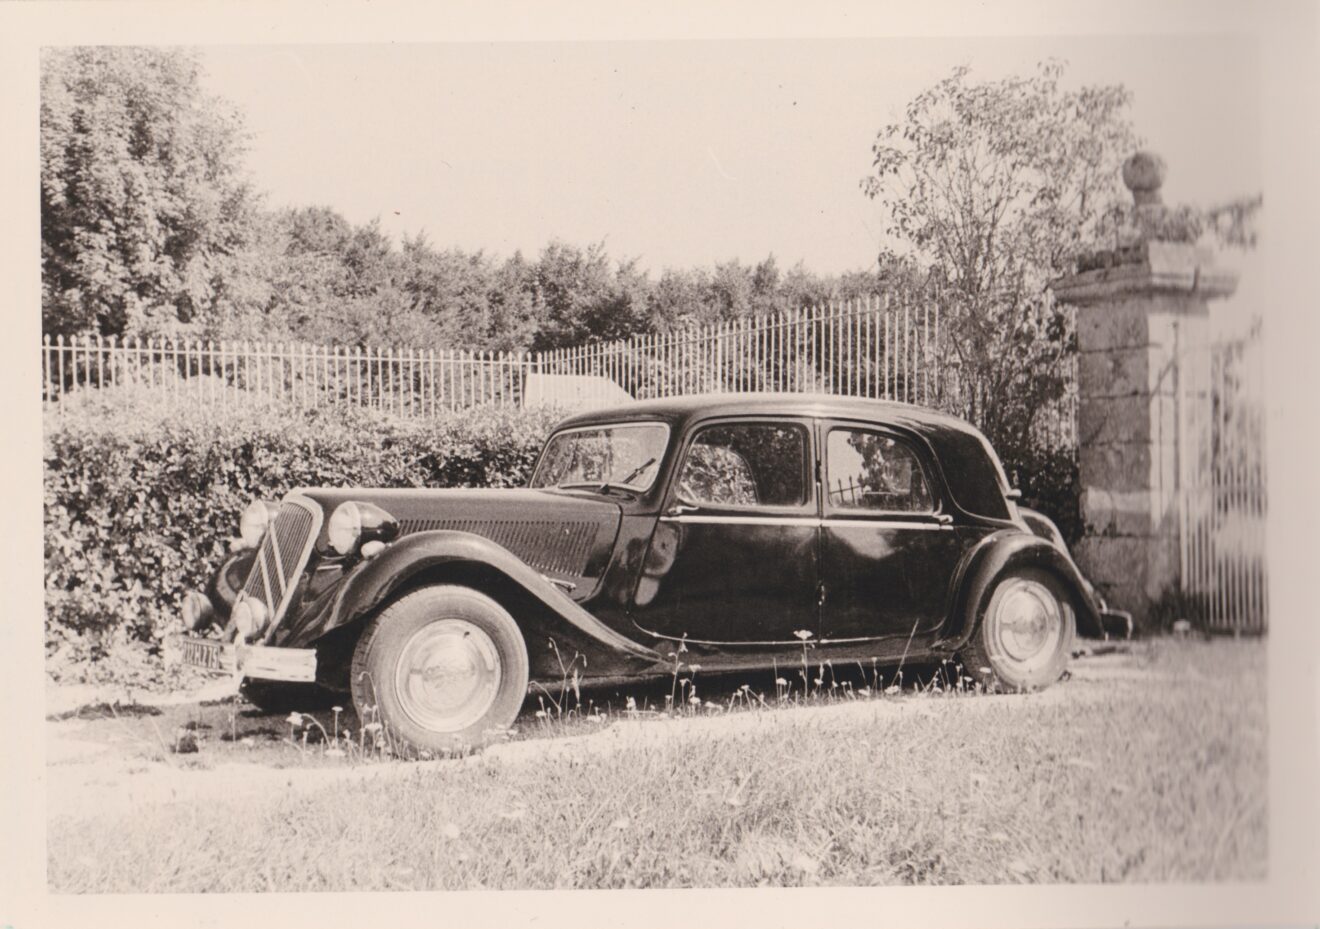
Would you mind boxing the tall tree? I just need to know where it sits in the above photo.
[41,47,256,339]
[861,60,1139,452]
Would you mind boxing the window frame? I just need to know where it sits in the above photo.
[819,421,943,521]
[666,416,817,517]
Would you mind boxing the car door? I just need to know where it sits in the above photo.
[631,417,819,644]
[817,420,965,643]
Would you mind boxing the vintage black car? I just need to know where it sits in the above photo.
[173,393,1128,751]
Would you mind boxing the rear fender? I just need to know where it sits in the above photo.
[306,531,661,680]
[941,530,1104,648]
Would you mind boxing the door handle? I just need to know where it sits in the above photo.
[934,513,953,526]
[665,503,698,517]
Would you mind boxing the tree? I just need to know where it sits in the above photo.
[41,47,256,339]
[861,60,1139,455]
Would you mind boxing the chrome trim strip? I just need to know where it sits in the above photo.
[258,546,276,609]
[659,515,819,527]
[660,515,951,530]
[823,519,948,531]
[634,625,913,648]
[270,529,288,587]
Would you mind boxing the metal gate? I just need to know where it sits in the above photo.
[1176,314,1268,633]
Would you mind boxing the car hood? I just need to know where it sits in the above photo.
[292,487,623,595]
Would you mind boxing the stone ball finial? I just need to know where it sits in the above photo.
[1122,151,1166,207]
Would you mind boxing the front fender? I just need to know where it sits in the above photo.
[940,530,1104,648]
[284,530,660,669]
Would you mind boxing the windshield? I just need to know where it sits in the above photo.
[530,422,670,493]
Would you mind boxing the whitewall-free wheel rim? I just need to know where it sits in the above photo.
[986,577,1064,677]
[394,619,503,733]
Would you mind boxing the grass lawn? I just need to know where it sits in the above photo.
[46,638,1266,891]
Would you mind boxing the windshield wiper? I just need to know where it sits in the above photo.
[597,457,657,495]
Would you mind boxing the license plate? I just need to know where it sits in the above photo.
[179,637,227,672]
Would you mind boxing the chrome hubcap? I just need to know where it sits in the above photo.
[395,620,502,733]
[990,578,1062,672]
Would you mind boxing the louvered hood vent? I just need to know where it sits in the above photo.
[298,487,622,584]
[396,517,599,577]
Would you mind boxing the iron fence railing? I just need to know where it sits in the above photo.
[42,295,1078,451]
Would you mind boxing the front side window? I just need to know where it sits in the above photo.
[676,422,808,508]
[825,428,933,513]
[530,422,670,492]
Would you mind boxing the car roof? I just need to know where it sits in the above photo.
[553,392,985,444]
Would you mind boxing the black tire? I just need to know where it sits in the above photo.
[240,678,340,713]
[350,585,529,754]
[961,568,1075,692]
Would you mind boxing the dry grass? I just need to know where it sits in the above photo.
[46,638,1266,891]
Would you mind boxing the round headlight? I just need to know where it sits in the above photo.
[182,590,216,632]
[232,597,269,643]
[239,500,281,549]
[327,501,363,555]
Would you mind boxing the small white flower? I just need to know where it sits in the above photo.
[688,695,702,706]
[285,712,303,726]
[775,677,788,686]
[793,629,813,641]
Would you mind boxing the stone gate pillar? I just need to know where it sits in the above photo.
[1052,152,1238,621]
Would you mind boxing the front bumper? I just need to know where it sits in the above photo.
[167,634,317,683]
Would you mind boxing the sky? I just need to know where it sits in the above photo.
[198,36,1261,276]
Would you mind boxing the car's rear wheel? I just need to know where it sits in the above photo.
[962,568,1075,692]
[350,585,529,754]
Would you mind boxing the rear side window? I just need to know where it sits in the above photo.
[931,429,1012,521]
[825,428,933,513]
[677,422,808,508]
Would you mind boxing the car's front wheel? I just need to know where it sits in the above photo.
[349,585,530,754]
[961,568,1075,692]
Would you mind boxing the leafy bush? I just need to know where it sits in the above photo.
[1000,442,1082,546]
[43,391,561,674]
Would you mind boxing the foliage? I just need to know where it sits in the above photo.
[41,47,257,340]
[43,395,561,664]
[861,60,1138,457]
[1003,444,1082,546]
[39,49,947,354]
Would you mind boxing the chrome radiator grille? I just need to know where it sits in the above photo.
[241,498,318,631]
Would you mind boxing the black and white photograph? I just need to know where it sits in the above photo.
[3,2,1317,927]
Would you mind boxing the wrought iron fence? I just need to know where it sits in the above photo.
[42,336,534,414]
[41,295,1078,449]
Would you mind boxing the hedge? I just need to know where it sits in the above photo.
[43,389,562,667]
